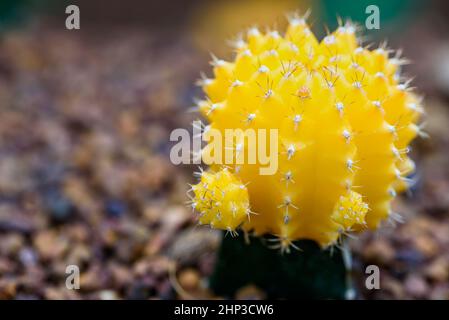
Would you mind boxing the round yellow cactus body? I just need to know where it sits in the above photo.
[192,14,423,248]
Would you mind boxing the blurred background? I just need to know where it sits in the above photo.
[0,0,449,299]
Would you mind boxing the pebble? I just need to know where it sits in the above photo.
[0,258,15,274]
[395,248,425,268]
[126,277,157,299]
[235,285,266,300]
[43,187,76,222]
[18,247,38,267]
[109,263,133,288]
[134,257,172,278]
[424,257,449,282]
[414,235,440,258]
[380,275,405,299]
[0,279,17,299]
[178,268,200,291]
[160,205,191,232]
[80,264,109,291]
[98,290,119,300]
[404,274,430,298]
[429,284,449,300]
[33,230,68,260]
[362,239,395,265]
[0,205,37,234]
[44,287,80,300]
[65,244,91,266]
[105,199,127,218]
[157,279,175,300]
[143,204,163,224]
[168,229,221,265]
[0,233,24,256]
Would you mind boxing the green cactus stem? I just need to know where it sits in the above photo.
[209,233,351,299]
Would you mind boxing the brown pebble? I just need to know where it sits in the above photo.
[0,257,15,274]
[44,287,80,300]
[134,257,172,278]
[424,257,449,282]
[34,230,68,260]
[0,233,24,256]
[168,229,221,265]
[362,239,395,265]
[235,285,266,300]
[381,276,405,299]
[109,263,133,288]
[413,235,439,258]
[65,244,91,266]
[80,264,109,291]
[178,268,200,291]
[144,205,163,224]
[0,278,17,299]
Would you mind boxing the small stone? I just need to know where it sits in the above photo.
[0,257,15,274]
[168,229,221,265]
[116,239,143,263]
[34,230,68,260]
[198,252,216,276]
[362,239,395,265]
[157,279,175,300]
[119,112,138,138]
[0,278,17,299]
[63,176,98,215]
[98,290,119,300]
[235,285,266,300]
[140,155,173,191]
[178,268,200,291]
[99,224,118,247]
[161,206,190,231]
[19,247,38,268]
[144,204,163,224]
[134,257,172,278]
[144,232,167,257]
[0,205,36,234]
[0,233,24,256]
[424,258,449,282]
[381,276,405,299]
[413,235,439,258]
[15,294,40,300]
[395,248,424,268]
[65,244,91,266]
[104,199,127,218]
[43,187,76,222]
[126,277,157,299]
[404,274,429,298]
[433,224,449,246]
[44,287,80,300]
[65,223,89,242]
[432,45,449,96]
[429,284,449,300]
[110,263,133,288]
[80,264,109,291]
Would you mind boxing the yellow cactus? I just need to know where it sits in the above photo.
[190,13,423,250]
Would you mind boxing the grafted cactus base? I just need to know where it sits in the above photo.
[209,233,348,299]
